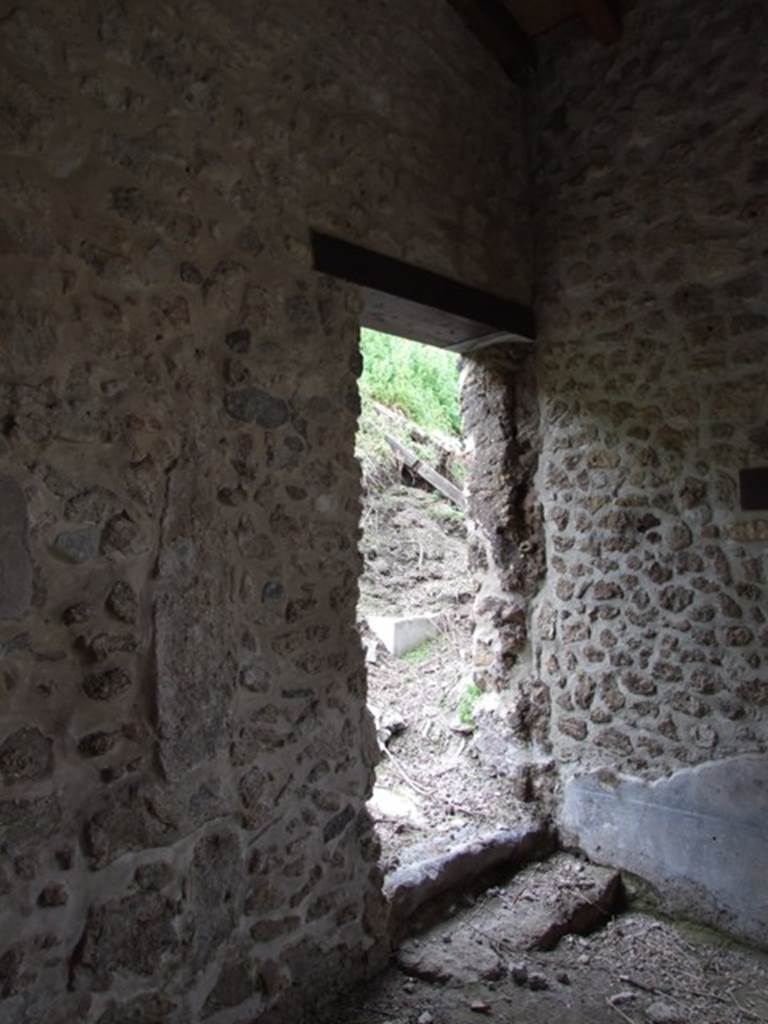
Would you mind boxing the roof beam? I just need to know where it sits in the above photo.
[444,0,537,85]
[310,232,536,351]
[575,0,621,45]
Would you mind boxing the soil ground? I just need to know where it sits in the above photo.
[320,855,768,1024]
[357,482,524,871]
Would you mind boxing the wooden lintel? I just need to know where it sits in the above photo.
[310,232,536,350]
[575,0,621,45]
[444,0,537,85]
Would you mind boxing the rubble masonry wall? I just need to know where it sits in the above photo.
[0,2,529,1021]
[533,0,768,776]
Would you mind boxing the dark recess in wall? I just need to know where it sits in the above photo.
[740,467,768,510]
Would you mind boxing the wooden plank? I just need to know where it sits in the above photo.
[385,434,466,510]
[445,0,537,84]
[361,286,503,350]
[311,232,536,350]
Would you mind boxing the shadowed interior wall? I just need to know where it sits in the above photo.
[532,0,767,778]
[489,0,765,942]
[461,0,767,945]
[0,2,529,1021]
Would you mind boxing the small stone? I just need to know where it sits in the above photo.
[0,727,53,784]
[594,580,623,599]
[4,796,61,849]
[556,971,571,985]
[418,1013,434,1024]
[725,626,753,647]
[179,261,203,284]
[55,848,74,871]
[528,972,549,991]
[52,528,101,563]
[72,890,179,984]
[645,1000,682,1024]
[668,522,693,551]
[610,992,638,1007]
[101,513,142,556]
[14,855,38,880]
[511,962,528,986]
[450,720,475,735]
[559,717,588,740]
[225,328,251,353]
[217,486,247,506]
[82,631,138,661]
[134,862,174,892]
[62,602,92,625]
[106,580,138,624]
[470,1000,492,1014]
[38,883,68,907]
[223,387,289,427]
[82,667,132,701]
[64,487,120,524]
[659,586,694,613]
[77,731,119,758]
[691,722,718,749]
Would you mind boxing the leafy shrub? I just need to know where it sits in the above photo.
[457,682,481,725]
[400,637,438,663]
[359,329,460,436]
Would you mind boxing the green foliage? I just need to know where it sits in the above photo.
[434,498,466,524]
[400,637,438,663]
[359,329,461,436]
[457,682,482,725]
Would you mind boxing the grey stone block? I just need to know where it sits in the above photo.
[561,755,768,948]
[367,614,440,657]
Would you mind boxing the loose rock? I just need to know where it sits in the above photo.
[645,1001,683,1024]
[528,972,549,991]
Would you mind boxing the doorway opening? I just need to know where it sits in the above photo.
[355,328,522,872]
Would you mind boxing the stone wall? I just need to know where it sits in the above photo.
[461,348,554,800]
[529,0,768,942]
[532,0,767,777]
[459,0,767,944]
[0,2,529,1022]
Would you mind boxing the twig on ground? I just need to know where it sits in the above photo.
[728,989,768,1024]
[503,862,543,910]
[381,747,433,797]
[606,998,640,1024]
[619,974,658,995]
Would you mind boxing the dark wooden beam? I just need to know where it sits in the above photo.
[386,434,466,509]
[444,0,537,85]
[575,0,621,45]
[310,232,535,351]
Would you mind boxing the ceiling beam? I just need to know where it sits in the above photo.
[444,0,537,85]
[575,0,621,45]
[310,232,536,351]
